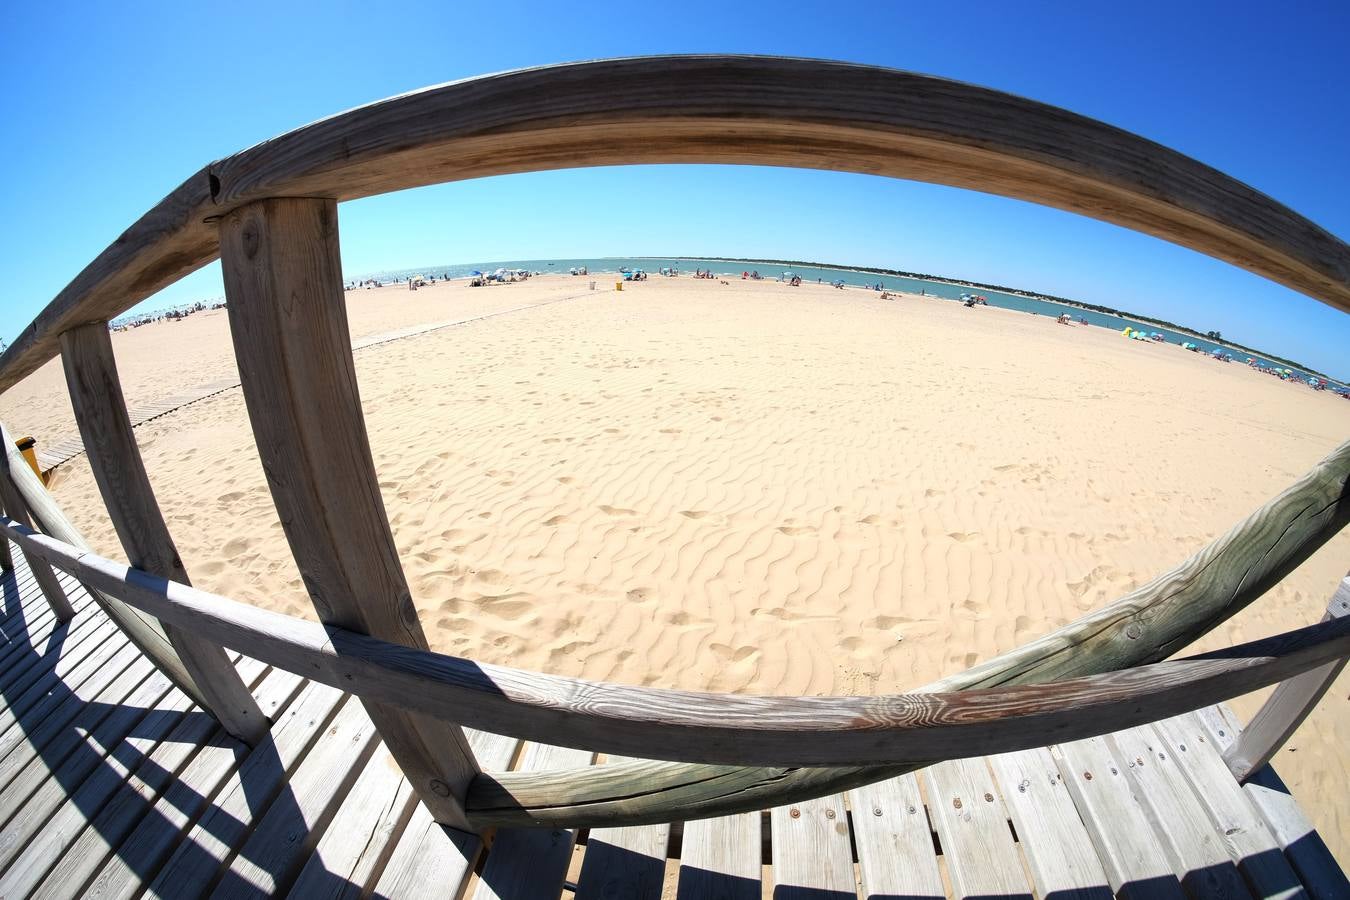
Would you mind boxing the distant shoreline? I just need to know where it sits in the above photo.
[672,255,1335,380]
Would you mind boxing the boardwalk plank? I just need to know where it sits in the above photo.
[988,747,1113,899]
[0,657,266,898]
[676,811,760,900]
[370,801,480,900]
[1054,736,1187,900]
[286,745,417,900]
[1196,706,1350,900]
[48,668,304,900]
[0,643,146,798]
[144,683,348,898]
[846,774,944,900]
[922,758,1033,900]
[1151,715,1307,900]
[473,742,595,900]
[575,756,670,900]
[210,697,379,898]
[770,793,854,897]
[1106,724,1252,898]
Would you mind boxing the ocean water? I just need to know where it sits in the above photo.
[359,257,1346,391]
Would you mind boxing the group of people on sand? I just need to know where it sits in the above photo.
[693,269,718,279]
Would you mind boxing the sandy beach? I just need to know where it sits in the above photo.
[3,273,1348,858]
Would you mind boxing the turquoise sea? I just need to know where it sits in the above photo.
[360,256,1346,392]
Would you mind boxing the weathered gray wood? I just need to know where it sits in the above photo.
[219,196,481,830]
[472,742,595,900]
[921,758,1032,899]
[1226,575,1350,783]
[676,812,760,900]
[0,419,203,710]
[986,747,1113,899]
[1106,725,1252,898]
[286,745,418,900]
[0,664,184,876]
[0,505,11,572]
[4,656,268,899]
[575,755,670,900]
[369,801,479,900]
[211,697,379,898]
[60,667,306,900]
[0,653,159,809]
[1197,706,1350,900]
[59,321,267,745]
[1151,714,1307,900]
[4,56,1349,397]
[5,513,1350,784]
[1053,736,1187,900]
[367,734,518,900]
[146,682,348,899]
[769,793,855,897]
[846,774,945,899]
[0,462,74,621]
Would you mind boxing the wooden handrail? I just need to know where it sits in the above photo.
[1224,574,1350,782]
[1,56,1347,395]
[1,517,1346,770]
[0,434,1346,827]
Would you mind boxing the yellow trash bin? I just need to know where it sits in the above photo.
[615,282,623,291]
[15,435,46,485]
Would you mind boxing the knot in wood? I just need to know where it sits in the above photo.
[429,779,452,797]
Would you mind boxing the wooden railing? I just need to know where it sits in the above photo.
[1,56,1347,833]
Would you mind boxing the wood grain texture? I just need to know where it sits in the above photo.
[218,196,482,830]
[0,418,203,705]
[1053,736,1188,900]
[769,794,855,897]
[986,747,1113,899]
[1105,725,1252,898]
[1150,714,1307,900]
[1225,575,1350,783]
[2,56,1347,395]
[1196,706,1350,900]
[921,758,1032,899]
[0,463,74,621]
[59,322,267,744]
[675,812,760,900]
[4,515,1349,780]
[845,774,944,899]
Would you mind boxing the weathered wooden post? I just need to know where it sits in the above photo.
[0,418,210,712]
[218,197,482,831]
[59,323,268,744]
[1224,574,1350,782]
[0,457,73,620]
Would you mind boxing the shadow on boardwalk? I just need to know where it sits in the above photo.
[0,562,371,897]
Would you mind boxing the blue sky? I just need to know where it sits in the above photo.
[3,1,1348,378]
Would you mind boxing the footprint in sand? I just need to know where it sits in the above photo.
[626,588,652,602]
[543,515,568,526]
[679,510,709,519]
[599,504,637,516]
[947,531,978,543]
[777,525,815,536]
[557,476,574,484]
[659,428,681,434]
[858,514,880,525]
[710,643,761,664]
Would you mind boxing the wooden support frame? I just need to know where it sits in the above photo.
[1224,574,1350,782]
[218,196,482,831]
[59,322,268,744]
[0,418,209,710]
[1,56,1348,396]
[0,457,74,621]
[0,498,14,572]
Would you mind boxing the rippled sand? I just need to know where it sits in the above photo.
[5,274,1348,858]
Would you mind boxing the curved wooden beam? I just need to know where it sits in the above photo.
[0,437,1346,828]
[2,55,1347,394]
[1,515,1347,768]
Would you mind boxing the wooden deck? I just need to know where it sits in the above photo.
[1,550,1344,900]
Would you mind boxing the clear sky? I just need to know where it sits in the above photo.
[3,1,1348,378]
